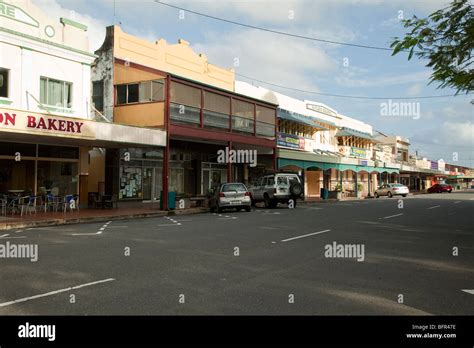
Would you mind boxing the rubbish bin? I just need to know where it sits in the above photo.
[320,188,329,200]
[160,191,176,210]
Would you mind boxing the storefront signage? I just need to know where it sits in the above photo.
[0,2,39,27]
[430,161,438,170]
[350,147,367,158]
[0,108,94,138]
[277,133,305,150]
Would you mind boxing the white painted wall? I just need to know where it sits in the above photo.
[0,0,95,119]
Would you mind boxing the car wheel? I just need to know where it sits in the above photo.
[269,200,278,209]
[290,182,303,197]
[210,206,215,213]
[402,194,407,197]
[245,206,251,212]
[387,191,392,198]
[375,192,379,198]
[251,198,256,207]
[448,190,452,193]
[264,194,271,208]
[217,204,222,213]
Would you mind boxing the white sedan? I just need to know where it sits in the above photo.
[374,183,409,198]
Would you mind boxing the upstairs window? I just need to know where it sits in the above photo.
[0,68,8,98]
[40,77,73,109]
[92,80,104,112]
[116,80,165,105]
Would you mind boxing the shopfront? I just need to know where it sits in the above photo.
[0,107,166,204]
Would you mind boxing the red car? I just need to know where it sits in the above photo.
[427,183,453,193]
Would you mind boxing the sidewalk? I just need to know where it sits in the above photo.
[0,205,208,231]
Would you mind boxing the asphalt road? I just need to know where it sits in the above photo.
[0,191,473,315]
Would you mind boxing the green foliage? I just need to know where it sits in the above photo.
[335,183,343,192]
[391,0,474,94]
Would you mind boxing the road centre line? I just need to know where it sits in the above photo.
[427,205,441,210]
[281,229,331,242]
[0,278,116,308]
[382,213,404,219]
[461,289,474,295]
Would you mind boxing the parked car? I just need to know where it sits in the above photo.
[209,183,251,213]
[374,183,409,198]
[427,183,453,193]
[250,173,303,208]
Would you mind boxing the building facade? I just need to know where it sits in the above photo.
[93,26,277,209]
[0,0,165,205]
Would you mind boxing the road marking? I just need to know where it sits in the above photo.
[453,201,461,204]
[382,213,404,219]
[0,234,9,238]
[357,221,380,224]
[461,289,474,295]
[281,229,330,242]
[72,232,102,236]
[0,278,115,308]
[157,223,181,226]
[0,235,27,239]
[427,205,441,210]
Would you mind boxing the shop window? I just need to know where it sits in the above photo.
[232,99,254,134]
[92,80,104,112]
[38,145,79,159]
[116,83,139,105]
[40,77,73,109]
[0,68,8,98]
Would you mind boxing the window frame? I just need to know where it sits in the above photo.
[40,76,73,109]
[116,79,165,106]
[0,67,9,99]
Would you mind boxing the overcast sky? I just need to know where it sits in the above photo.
[32,0,474,167]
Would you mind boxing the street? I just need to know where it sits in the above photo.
[0,192,473,315]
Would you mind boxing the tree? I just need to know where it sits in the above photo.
[391,0,474,94]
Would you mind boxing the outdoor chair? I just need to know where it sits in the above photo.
[44,194,58,212]
[7,196,20,215]
[62,194,79,213]
[19,196,31,216]
[103,194,118,209]
[0,194,7,216]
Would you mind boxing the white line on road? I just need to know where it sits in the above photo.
[461,289,474,295]
[382,213,404,219]
[0,278,116,308]
[281,229,330,242]
[0,236,27,239]
[427,205,441,210]
[453,201,461,204]
[0,234,9,238]
[157,223,182,226]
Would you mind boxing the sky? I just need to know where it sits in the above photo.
[31,0,474,168]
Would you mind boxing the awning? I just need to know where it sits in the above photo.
[278,156,399,174]
[277,109,327,129]
[308,115,337,127]
[335,127,377,141]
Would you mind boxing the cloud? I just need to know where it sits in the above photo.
[407,83,423,96]
[335,70,431,88]
[192,28,339,97]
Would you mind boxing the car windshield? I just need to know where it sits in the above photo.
[391,184,404,187]
[221,183,247,192]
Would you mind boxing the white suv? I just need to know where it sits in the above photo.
[250,173,303,208]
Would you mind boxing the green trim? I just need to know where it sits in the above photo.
[60,17,88,31]
[38,104,75,114]
[0,98,13,105]
[278,157,399,174]
[0,26,97,58]
[0,2,39,28]
[20,46,33,51]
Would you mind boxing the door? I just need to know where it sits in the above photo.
[143,168,153,200]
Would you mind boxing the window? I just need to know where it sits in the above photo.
[170,81,201,125]
[40,77,73,108]
[92,80,104,112]
[139,80,165,103]
[256,105,275,137]
[117,80,164,105]
[0,68,8,98]
[203,91,230,129]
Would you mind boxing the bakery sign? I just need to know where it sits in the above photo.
[0,108,95,139]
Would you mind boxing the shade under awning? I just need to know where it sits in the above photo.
[277,109,327,130]
[335,127,377,141]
